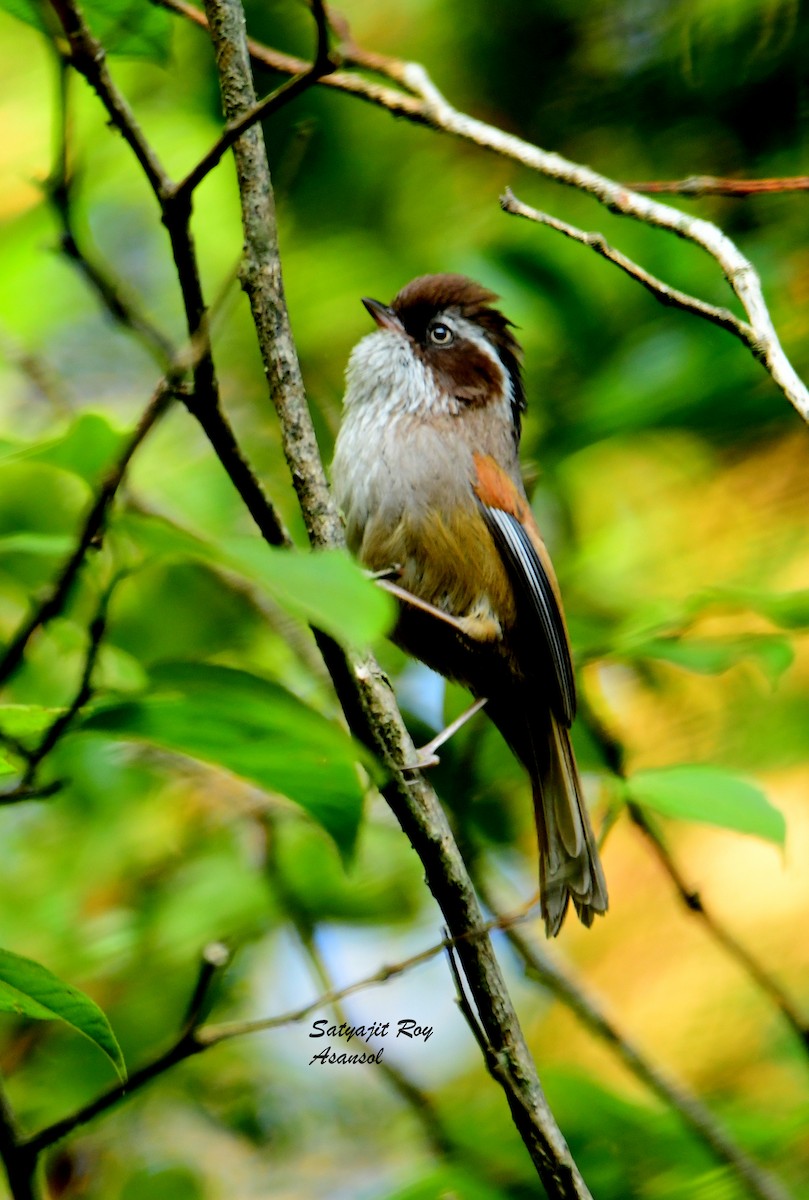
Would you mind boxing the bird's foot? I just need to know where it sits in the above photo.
[402,697,488,772]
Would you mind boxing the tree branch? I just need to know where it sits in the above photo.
[628,803,809,1058]
[0,783,64,807]
[20,589,111,786]
[581,699,809,1062]
[170,0,336,204]
[22,943,229,1160]
[0,374,177,688]
[45,0,291,557]
[0,1074,39,1200]
[269,851,457,1161]
[199,3,594,1194]
[501,188,757,349]
[475,875,795,1200]
[23,907,535,1157]
[49,0,169,198]
[155,0,809,424]
[0,326,72,417]
[626,175,809,197]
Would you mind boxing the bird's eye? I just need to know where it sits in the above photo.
[428,322,453,346]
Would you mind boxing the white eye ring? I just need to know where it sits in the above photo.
[429,322,453,345]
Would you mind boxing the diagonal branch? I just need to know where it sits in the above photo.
[0,782,63,807]
[154,0,809,424]
[50,0,169,198]
[626,175,809,197]
[0,373,178,688]
[0,1074,38,1200]
[581,699,809,1062]
[200,0,593,1195]
[20,586,112,786]
[170,0,336,203]
[501,188,757,348]
[22,943,230,1160]
[45,56,173,366]
[475,874,794,1200]
[628,803,809,1058]
[265,825,457,1162]
[23,905,536,1157]
[45,0,290,555]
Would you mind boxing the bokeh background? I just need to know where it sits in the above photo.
[1,0,808,1196]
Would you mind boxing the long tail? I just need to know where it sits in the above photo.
[486,696,608,935]
[533,714,608,936]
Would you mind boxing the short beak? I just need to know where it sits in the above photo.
[362,296,404,335]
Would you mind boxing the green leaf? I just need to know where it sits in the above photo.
[0,749,18,778]
[121,1167,206,1200]
[80,662,367,857]
[114,511,212,563]
[0,703,63,740]
[626,765,786,846]
[695,586,809,631]
[0,704,59,776]
[0,0,47,31]
[23,412,125,485]
[115,513,395,647]
[226,538,395,648]
[751,591,809,630]
[0,0,173,60]
[0,463,89,537]
[0,948,126,1079]
[630,634,794,685]
[0,532,74,558]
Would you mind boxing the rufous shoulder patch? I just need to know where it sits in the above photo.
[472,453,529,521]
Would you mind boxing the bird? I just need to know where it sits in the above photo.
[331,273,608,935]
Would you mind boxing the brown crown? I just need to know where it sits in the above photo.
[391,273,526,418]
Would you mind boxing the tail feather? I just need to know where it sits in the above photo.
[485,696,608,936]
[534,715,608,937]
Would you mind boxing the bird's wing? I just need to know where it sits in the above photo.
[472,452,576,725]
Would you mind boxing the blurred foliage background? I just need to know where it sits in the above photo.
[1,0,809,1196]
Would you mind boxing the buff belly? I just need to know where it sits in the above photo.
[333,412,518,691]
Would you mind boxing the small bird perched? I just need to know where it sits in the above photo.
[331,273,607,935]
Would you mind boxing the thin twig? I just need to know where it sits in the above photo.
[267,830,457,1162]
[476,874,795,1200]
[444,930,492,1062]
[626,175,809,197]
[0,327,72,417]
[0,1075,39,1200]
[580,698,809,1061]
[501,188,757,348]
[171,3,336,203]
[0,374,177,688]
[0,729,34,767]
[200,898,537,1045]
[154,0,809,424]
[23,943,229,1158]
[24,908,533,1155]
[180,941,231,1033]
[45,55,173,366]
[0,782,64,807]
[21,591,111,786]
[628,803,809,1057]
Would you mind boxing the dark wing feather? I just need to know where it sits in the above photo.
[479,505,576,726]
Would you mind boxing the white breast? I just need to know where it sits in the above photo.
[332,330,473,552]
